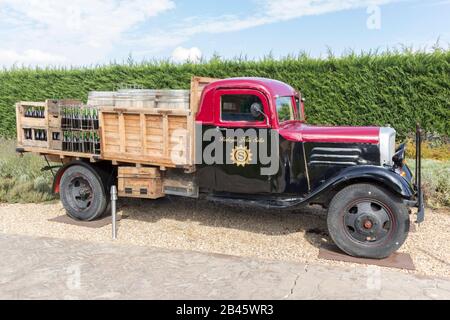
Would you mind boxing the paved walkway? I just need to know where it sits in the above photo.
[0,233,449,300]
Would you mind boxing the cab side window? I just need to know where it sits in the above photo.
[221,94,264,122]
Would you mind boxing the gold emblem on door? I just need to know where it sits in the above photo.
[230,145,253,167]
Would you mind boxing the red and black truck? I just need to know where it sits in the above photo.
[15,76,424,259]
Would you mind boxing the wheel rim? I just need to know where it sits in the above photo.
[68,176,93,211]
[343,199,394,245]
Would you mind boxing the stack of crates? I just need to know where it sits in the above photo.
[61,105,101,155]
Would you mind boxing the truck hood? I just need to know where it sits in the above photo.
[277,122,380,144]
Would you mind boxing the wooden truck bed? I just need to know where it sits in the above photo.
[16,76,218,169]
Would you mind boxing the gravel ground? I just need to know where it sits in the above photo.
[0,198,449,278]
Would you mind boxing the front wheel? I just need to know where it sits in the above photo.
[60,165,109,221]
[327,183,410,259]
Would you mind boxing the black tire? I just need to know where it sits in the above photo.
[327,183,410,259]
[60,165,108,221]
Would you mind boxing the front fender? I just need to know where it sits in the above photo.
[306,165,415,204]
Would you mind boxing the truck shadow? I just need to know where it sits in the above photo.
[117,196,332,250]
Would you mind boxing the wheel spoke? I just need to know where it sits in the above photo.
[344,213,357,228]
[357,202,372,214]
[377,227,389,239]
[378,208,390,225]
[350,230,368,242]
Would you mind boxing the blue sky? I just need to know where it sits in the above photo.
[0,0,449,67]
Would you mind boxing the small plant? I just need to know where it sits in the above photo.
[0,139,56,203]
[405,138,450,161]
[407,159,450,209]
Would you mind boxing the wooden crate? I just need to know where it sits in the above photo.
[190,76,220,114]
[49,128,63,150]
[20,127,48,148]
[16,100,82,150]
[117,167,164,199]
[15,77,221,168]
[100,108,193,168]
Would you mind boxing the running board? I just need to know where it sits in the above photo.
[206,195,305,209]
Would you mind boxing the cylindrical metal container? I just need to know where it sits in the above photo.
[116,89,156,109]
[155,90,190,110]
[87,91,116,107]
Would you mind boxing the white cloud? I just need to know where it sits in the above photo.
[0,0,175,66]
[171,47,202,63]
[0,0,404,66]
[0,49,67,65]
[134,0,401,57]
[179,0,399,36]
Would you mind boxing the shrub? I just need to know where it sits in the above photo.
[0,50,449,140]
[0,139,56,203]
[407,159,450,208]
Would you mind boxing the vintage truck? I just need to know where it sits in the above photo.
[15,76,424,259]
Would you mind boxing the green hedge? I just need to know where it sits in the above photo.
[1,50,449,139]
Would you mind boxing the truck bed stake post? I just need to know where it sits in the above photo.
[111,185,118,240]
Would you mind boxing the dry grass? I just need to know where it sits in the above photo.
[407,159,450,208]
[0,139,56,203]
[406,139,450,161]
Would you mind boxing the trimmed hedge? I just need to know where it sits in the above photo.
[0,50,449,139]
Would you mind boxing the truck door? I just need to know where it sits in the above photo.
[212,89,273,194]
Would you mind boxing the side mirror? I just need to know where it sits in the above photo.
[250,102,270,126]
[250,103,263,118]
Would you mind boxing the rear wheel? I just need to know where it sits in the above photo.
[327,183,410,259]
[60,165,108,221]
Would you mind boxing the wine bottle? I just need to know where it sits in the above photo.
[68,132,72,152]
[93,108,99,130]
[87,108,92,130]
[85,132,90,153]
[94,132,100,154]
[81,108,85,130]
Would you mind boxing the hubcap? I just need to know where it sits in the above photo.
[343,200,392,243]
[69,176,93,211]
[364,220,373,229]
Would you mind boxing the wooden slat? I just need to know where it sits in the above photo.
[99,111,106,157]
[118,113,125,153]
[19,101,46,107]
[162,114,169,158]
[105,145,120,153]
[189,76,220,166]
[104,132,120,140]
[189,76,220,114]
[140,113,147,152]
[146,136,163,143]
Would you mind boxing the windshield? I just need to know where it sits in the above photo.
[276,96,296,123]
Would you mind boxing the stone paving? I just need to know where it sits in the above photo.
[0,233,449,300]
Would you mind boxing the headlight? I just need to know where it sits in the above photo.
[379,127,396,166]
